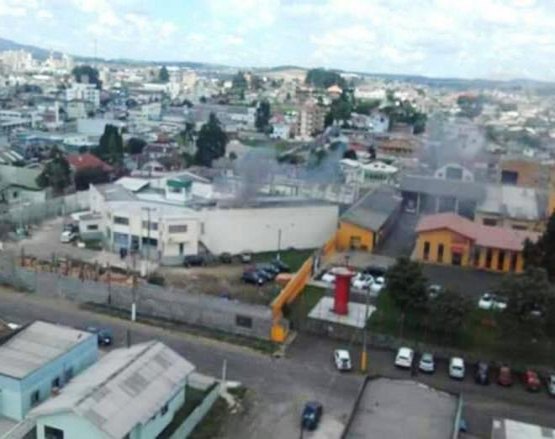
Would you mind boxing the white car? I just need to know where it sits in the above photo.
[492,296,507,311]
[352,273,374,290]
[395,347,414,369]
[60,230,77,243]
[449,357,465,380]
[478,293,494,310]
[370,276,385,294]
[333,349,352,371]
[321,272,336,284]
[6,322,20,330]
[548,374,555,397]
[418,352,435,373]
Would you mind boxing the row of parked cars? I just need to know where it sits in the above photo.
[183,251,255,267]
[320,266,387,294]
[394,346,555,394]
[241,259,291,285]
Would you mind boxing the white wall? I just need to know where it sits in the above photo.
[200,204,338,254]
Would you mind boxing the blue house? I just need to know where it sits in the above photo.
[0,321,97,423]
[29,341,195,439]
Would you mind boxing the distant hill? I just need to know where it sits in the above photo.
[0,37,61,60]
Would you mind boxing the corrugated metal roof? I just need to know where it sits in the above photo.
[0,321,93,379]
[400,175,486,201]
[341,186,402,231]
[29,342,195,439]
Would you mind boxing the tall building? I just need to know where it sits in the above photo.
[298,102,326,139]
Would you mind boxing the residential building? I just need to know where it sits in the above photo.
[499,156,546,187]
[433,163,474,182]
[337,186,402,252]
[0,165,50,205]
[415,212,540,273]
[65,84,100,109]
[77,119,125,136]
[340,159,398,186]
[29,341,196,439]
[375,134,420,157]
[0,321,97,423]
[298,103,326,139]
[67,153,114,176]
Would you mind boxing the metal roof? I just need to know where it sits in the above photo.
[0,321,93,379]
[29,341,195,439]
[400,174,486,201]
[478,185,542,221]
[341,186,402,231]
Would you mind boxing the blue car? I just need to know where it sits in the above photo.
[301,401,323,431]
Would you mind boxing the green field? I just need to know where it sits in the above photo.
[252,249,314,272]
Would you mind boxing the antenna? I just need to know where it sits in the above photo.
[94,38,97,62]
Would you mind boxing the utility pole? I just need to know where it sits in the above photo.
[361,288,370,373]
[141,207,155,276]
[277,228,282,261]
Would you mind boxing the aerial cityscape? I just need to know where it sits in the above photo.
[0,1,554,438]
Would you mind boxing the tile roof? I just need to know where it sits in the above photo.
[416,212,540,251]
[67,153,113,173]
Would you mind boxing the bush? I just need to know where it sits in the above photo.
[147,273,166,286]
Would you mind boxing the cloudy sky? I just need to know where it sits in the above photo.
[1,0,555,80]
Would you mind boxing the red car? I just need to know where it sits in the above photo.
[523,370,541,392]
[497,366,513,387]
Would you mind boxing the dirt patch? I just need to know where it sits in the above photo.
[159,264,282,305]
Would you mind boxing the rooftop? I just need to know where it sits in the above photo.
[0,321,93,379]
[67,153,113,173]
[416,212,540,251]
[478,185,544,221]
[400,174,486,201]
[95,183,138,202]
[491,418,555,439]
[30,341,195,439]
[345,378,459,439]
[341,186,402,231]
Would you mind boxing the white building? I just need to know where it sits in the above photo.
[65,83,100,109]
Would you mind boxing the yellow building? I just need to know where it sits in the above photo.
[336,186,401,252]
[415,212,540,274]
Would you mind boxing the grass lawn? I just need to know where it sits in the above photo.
[252,249,314,272]
[368,292,555,366]
[284,285,326,326]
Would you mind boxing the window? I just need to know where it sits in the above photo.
[473,248,480,266]
[113,216,129,225]
[142,221,159,231]
[485,248,493,268]
[86,224,99,231]
[169,224,188,234]
[31,390,40,406]
[510,252,518,272]
[437,244,444,263]
[497,250,505,271]
[423,241,430,260]
[236,315,253,328]
[52,377,60,389]
[512,224,527,231]
[161,403,169,416]
[168,186,182,194]
[483,218,497,226]
[44,426,64,439]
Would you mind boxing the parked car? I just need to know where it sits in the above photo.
[333,349,352,371]
[474,361,490,385]
[395,347,414,369]
[60,230,77,243]
[301,401,323,431]
[253,267,274,282]
[478,293,494,310]
[256,263,279,279]
[240,251,253,263]
[86,326,113,346]
[370,276,385,294]
[428,284,443,300]
[271,259,291,273]
[492,296,508,311]
[497,365,513,387]
[352,273,374,290]
[418,352,435,373]
[183,254,206,267]
[241,270,265,285]
[547,374,555,396]
[363,266,386,278]
[449,357,465,380]
[523,369,541,392]
[219,252,233,264]
[321,271,336,284]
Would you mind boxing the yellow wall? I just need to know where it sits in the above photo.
[415,229,524,273]
[337,221,375,252]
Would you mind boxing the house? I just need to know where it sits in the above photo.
[67,153,114,175]
[0,321,97,423]
[337,186,402,252]
[65,83,100,109]
[340,159,398,186]
[415,212,540,273]
[29,341,197,439]
[326,84,342,99]
[433,163,474,182]
[0,165,50,205]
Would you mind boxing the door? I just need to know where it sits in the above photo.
[179,242,185,255]
[451,252,462,266]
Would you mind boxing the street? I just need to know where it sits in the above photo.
[0,288,553,438]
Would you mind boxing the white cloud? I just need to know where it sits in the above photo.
[36,9,54,20]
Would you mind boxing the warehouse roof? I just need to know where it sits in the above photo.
[0,321,93,379]
[477,185,544,221]
[30,341,195,439]
[491,418,555,439]
[416,212,540,251]
[341,186,402,231]
[400,174,486,201]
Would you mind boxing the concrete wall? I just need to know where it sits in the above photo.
[337,221,374,252]
[200,204,339,255]
[36,412,107,439]
[137,385,185,439]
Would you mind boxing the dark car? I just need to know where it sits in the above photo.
[86,326,113,346]
[242,270,265,285]
[497,365,513,387]
[363,266,387,278]
[271,259,291,273]
[523,369,541,392]
[240,251,253,263]
[219,252,233,264]
[256,263,279,279]
[253,268,274,282]
[183,254,206,267]
[474,361,490,385]
[301,401,323,431]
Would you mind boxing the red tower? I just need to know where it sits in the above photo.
[333,267,354,315]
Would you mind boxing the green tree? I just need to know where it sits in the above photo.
[37,146,72,194]
[127,137,147,155]
[71,65,102,89]
[255,100,271,132]
[457,94,483,119]
[74,167,109,191]
[523,212,555,280]
[353,99,381,115]
[324,112,334,128]
[342,149,357,160]
[194,113,228,167]
[96,124,124,166]
[386,257,429,313]
[158,65,170,83]
[305,68,346,89]
[426,290,471,341]
[232,71,248,90]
